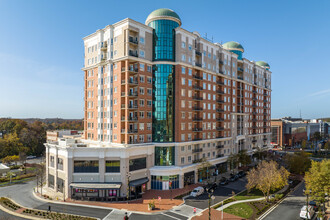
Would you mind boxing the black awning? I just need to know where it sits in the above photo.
[129,177,149,187]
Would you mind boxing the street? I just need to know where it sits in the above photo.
[185,177,247,209]
[264,182,310,220]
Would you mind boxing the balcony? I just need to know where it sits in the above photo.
[129,50,138,57]
[263,92,268,96]
[127,117,138,122]
[127,129,138,134]
[237,67,244,72]
[100,42,107,51]
[217,81,224,86]
[252,97,257,101]
[192,128,203,132]
[252,90,257,94]
[237,75,243,80]
[263,138,267,141]
[128,67,139,74]
[263,112,268,115]
[217,127,224,131]
[237,102,243,106]
[128,79,138,85]
[219,60,224,65]
[193,117,203,121]
[217,135,224,138]
[193,137,202,141]
[195,50,202,56]
[217,145,224,149]
[217,154,224,158]
[128,104,138,109]
[263,99,267,102]
[192,96,203,101]
[193,107,203,111]
[252,105,257,108]
[252,139,257,143]
[193,74,203,80]
[217,109,224,113]
[193,85,203,91]
[237,86,243,90]
[193,158,203,163]
[217,118,224,121]
[237,94,243,98]
[195,63,202,67]
[217,99,224,103]
[128,36,138,45]
[252,119,257,122]
[128,91,138,97]
[128,140,138,144]
[217,90,224,95]
[192,148,203,153]
[219,70,224,74]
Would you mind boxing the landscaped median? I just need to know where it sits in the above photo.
[0,197,96,220]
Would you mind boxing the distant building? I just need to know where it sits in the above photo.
[46,130,83,143]
[271,117,325,147]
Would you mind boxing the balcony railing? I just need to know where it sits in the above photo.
[193,117,203,121]
[128,104,138,109]
[217,90,224,95]
[216,109,224,112]
[193,85,203,90]
[192,128,203,132]
[192,96,203,101]
[217,145,224,149]
[128,80,138,85]
[128,117,138,122]
[128,37,138,44]
[219,60,224,65]
[237,75,243,80]
[252,139,257,143]
[127,129,138,134]
[128,92,138,97]
[193,74,203,80]
[193,158,203,163]
[217,118,224,121]
[193,107,203,111]
[195,63,202,67]
[217,81,224,85]
[192,148,203,153]
[129,50,138,57]
[217,99,224,103]
[237,67,244,72]
[217,127,224,131]
[195,50,202,56]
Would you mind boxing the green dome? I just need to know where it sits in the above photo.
[256,61,270,69]
[222,41,244,52]
[146,8,181,26]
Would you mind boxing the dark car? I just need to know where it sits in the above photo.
[309,200,318,211]
[205,182,217,192]
[238,171,246,178]
[229,174,239,182]
[219,177,229,185]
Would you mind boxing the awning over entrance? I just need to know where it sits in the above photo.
[129,177,149,187]
[70,183,121,189]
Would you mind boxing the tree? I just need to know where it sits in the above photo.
[197,158,212,183]
[246,160,290,202]
[305,160,330,205]
[237,149,251,167]
[312,132,321,141]
[301,140,307,150]
[227,153,238,172]
[285,151,311,174]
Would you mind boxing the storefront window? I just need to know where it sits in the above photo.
[129,157,146,172]
[105,160,120,173]
[48,174,54,188]
[155,146,175,166]
[74,160,99,173]
[151,175,179,190]
[57,177,64,193]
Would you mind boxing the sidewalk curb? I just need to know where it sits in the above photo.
[0,203,41,220]
[32,189,180,215]
[216,197,265,211]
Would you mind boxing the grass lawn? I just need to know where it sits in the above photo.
[234,189,264,201]
[224,202,254,219]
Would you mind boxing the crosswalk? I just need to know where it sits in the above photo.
[103,209,131,220]
[162,204,203,219]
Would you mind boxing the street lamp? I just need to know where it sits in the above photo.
[126,172,131,204]
[208,189,215,220]
[303,189,312,219]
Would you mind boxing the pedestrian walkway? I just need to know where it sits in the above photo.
[216,197,265,211]
[192,208,245,220]
[103,209,131,220]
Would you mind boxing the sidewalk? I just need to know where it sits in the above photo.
[38,183,201,213]
[192,208,245,220]
[216,197,265,211]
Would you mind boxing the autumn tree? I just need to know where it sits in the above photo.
[305,160,330,204]
[246,160,290,202]
[197,158,212,183]
[301,140,307,150]
[285,151,311,174]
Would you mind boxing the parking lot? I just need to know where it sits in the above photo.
[185,176,247,209]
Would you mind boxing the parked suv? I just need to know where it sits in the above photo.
[229,174,239,182]
[238,171,246,178]
[219,177,229,185]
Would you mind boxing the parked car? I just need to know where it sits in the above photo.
[26,155,37,159]
[308,200,318,211]
[299,205,315,219]
[219,177,229,185]
[190,186,204,197]
[229,174,239,182]
[238,171,246,178]
[206,183,217,192]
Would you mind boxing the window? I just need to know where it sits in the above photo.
[105,161,120,173]
[48,174,54,188]
[182,78,185,85]
[140,63,145,71]
[140,50,145,58]
[188,45,192,50]
[139,123,144,130]
[181,157,185,164]
[182,42,186,48]
[182,54,186,61]
[147,65,152,72]
[74,161,99,173]
[140,37,145,44]
[139,99,144,106]
[57,158,63,170]
[50,156,54,167]
[129,158,146,171]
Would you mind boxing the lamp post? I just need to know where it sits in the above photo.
[208,189,214,220]
[303,189,311,219]
[126,172,131,204]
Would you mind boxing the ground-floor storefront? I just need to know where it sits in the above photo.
[70,183,121,201]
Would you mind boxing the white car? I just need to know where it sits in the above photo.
[190,187,204,197]
[300,205,315,219]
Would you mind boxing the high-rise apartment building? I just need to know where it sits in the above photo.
[45,9,272,201]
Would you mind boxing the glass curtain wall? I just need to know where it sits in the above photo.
[155,146,175,166]
[148,19,179,142]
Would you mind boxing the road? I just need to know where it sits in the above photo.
[185,177,247,209]
[264,182,309,220]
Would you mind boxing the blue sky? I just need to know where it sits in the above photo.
[0,0,329,119]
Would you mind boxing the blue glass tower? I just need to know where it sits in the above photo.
[146,9,181,142]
